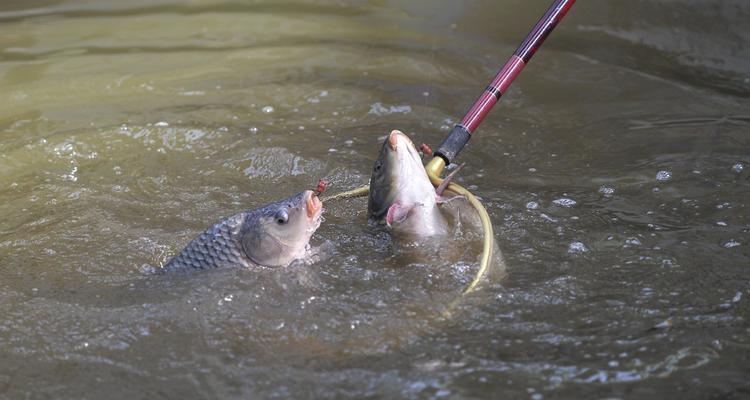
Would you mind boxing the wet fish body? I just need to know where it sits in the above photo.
[368,130,448,237]
[162,190,323,272]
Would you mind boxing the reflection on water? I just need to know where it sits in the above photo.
[1,0,749,398]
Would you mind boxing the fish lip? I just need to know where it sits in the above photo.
[388,130,405,150]
[388,130,419,155]
[305,190,323,219]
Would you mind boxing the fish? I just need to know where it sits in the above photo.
[161,190,323,271]
[367,130,507,282]
[368,130,459,237]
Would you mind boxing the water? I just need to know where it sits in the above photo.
[1,0,749,398]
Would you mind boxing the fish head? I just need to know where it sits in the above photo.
[368,130,436,225]
[242,190,323,267]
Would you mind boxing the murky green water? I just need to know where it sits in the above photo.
[1,0,749,398]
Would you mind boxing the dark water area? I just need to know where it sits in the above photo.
[1,0,748,398]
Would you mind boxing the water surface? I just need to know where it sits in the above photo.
[1,0,749,398]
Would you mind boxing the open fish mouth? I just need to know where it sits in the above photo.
[305,190,323,219]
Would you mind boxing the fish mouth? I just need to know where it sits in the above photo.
[305,190,323,219]
[388,130,414,151]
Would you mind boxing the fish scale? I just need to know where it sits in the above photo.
[162,213,250,271]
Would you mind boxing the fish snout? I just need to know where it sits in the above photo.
[387,130,413,151]
[304,190,323,219]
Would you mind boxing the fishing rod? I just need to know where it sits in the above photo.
[431,0,576,166]
[326,0,576,294]
[426,0,575,293]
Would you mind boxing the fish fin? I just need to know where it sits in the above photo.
[437,194,466,204]
[435,163,465,196]
[386,202,419,227]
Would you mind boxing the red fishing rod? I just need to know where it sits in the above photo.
[433,0,576,165]
[422,0,575,293]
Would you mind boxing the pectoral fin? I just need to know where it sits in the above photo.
[435,163,465,197]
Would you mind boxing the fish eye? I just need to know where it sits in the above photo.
[275,210,289,225]
[374,160,382,172]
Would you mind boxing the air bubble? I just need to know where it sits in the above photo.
[625,238,642,246]
[553,198,576,207]
[723,240,740,248]
[568,242,588,253]
[656,170,672,182]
